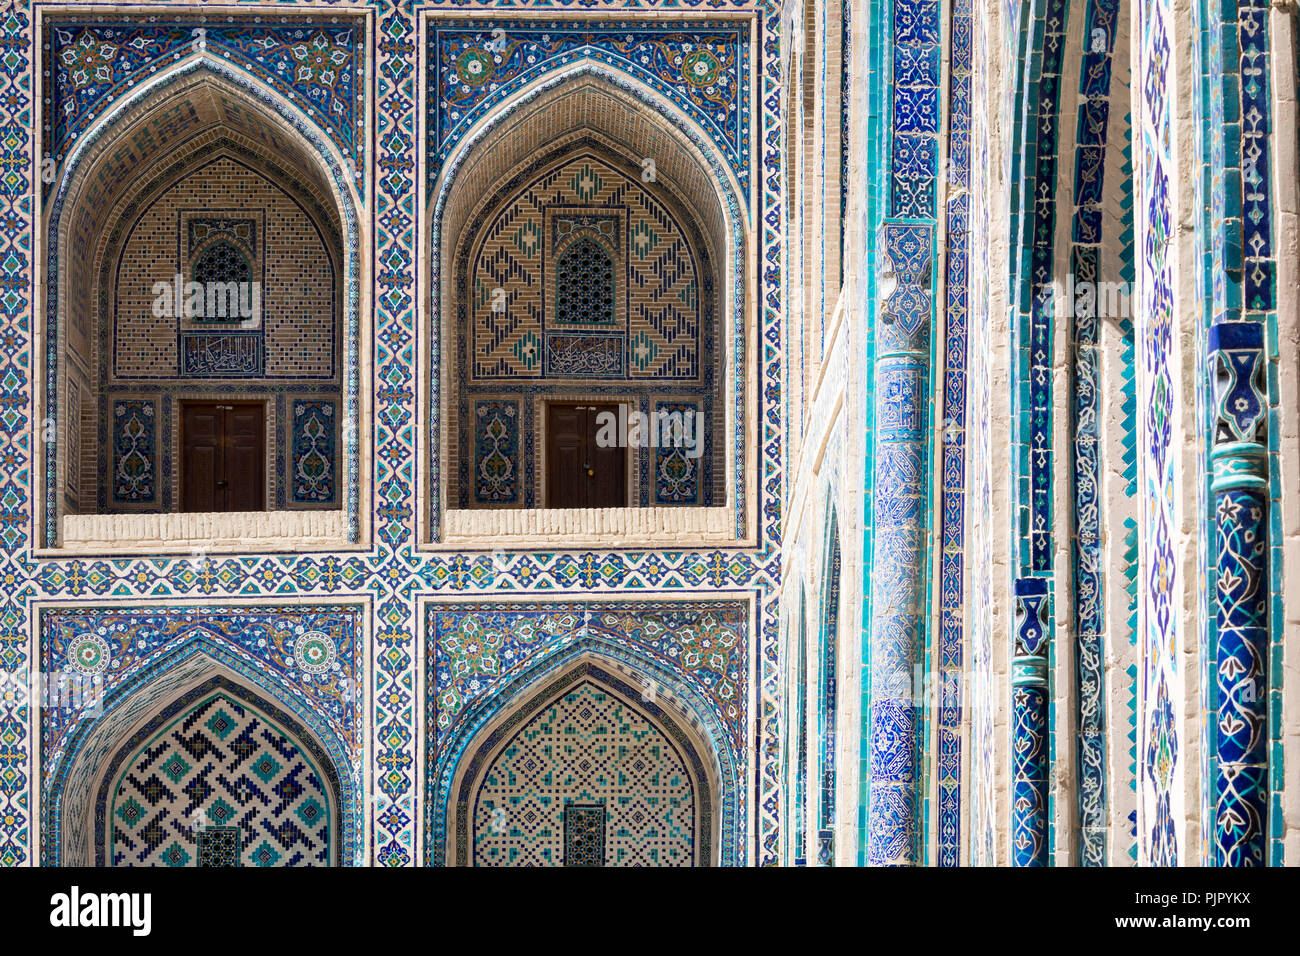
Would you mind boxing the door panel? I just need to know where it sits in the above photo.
[545,403,625,509]
[181,402,265,512]
[227,405,265,511]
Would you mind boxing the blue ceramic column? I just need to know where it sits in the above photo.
[1011,577,1049,866]
[865,224,933,866]
[1208,323,1268,866]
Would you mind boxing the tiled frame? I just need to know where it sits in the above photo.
[40,30,366,548]
[422,16,755,546]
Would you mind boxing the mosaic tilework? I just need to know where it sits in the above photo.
[429,20,751,200]
[1191,0,1284,867]
[467,155,702,383]
[1068,0,1123,867]
[427,600,746,866]
[291,399,337,505]
[652,400,700,505]
[1018,0,1068,578]
[472,681,695,866]
[0,0,782,871]
[1012,577,1049,866]
[866,222,934,866]
[473,400,520,505]
[45,54,364,545]
[1208,323,1269,865]
[197,827,242,867]
[563,804,606,866]
[109,691,333,867]
[41,606,361,785]
[66,377,81,502]
[111,399,156,505]
[1002,11,1066,848]
[40,607,362,867]
[1136,0,1181,866]
[863,0,942,866]
[44,16,365,193]
[936,0,972,867]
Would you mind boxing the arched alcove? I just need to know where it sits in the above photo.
[445,658,718,867]
[40,58,365,552]
[43,637,359,867]
[426,66,752,546]
[104,685,337,866]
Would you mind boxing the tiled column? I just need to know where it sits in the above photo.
[865,223,933,866]
[864,0,942,868]
[1011,577,1050,866]
[1208,322,1269,866]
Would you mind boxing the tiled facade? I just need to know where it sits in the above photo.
[0,0,1295,869]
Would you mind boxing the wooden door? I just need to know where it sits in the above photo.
[181,402,265,512]
[545,403,626,509]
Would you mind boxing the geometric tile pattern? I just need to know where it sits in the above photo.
[41,605,362,785]
[563,805,606,867]
[429,601,746,757]
[468,156,702,382]
[426,601,746,867]
[862,0,942,866]
[472,682,694,866]
[110,692,332,867]
[936,0,974,867]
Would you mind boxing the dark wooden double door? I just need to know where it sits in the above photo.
[181,402,265,512]
[546,403,626,509]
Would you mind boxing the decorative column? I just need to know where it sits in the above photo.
[1208,322,1268,866]
[865,223,934,866]
[1011,577,1049,866]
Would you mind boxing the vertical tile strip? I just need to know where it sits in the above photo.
[1208,322,1269,865]
[937,0,972,868]
[1012,577,1050,866]
[865,0,941,867]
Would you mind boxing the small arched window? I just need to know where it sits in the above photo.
[554,237,615,325]
[191,239,252,287]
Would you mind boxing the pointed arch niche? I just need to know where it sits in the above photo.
[424,66,755,548]
[40,638,360,867]
[38,58,368,553]
[443,657,722,867]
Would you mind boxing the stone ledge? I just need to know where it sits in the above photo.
[439,506,734,547]
[58,510,346,554]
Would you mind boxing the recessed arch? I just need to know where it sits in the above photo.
[424,62,753,545]
[103,683,338,866]
[428,631,741,866]
[42,630,361,867]
[447,659,716,866]
[40,55,366,550]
